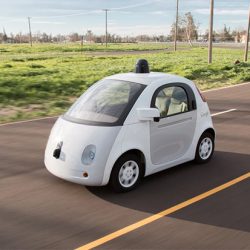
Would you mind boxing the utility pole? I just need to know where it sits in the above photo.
[208,0,214,64]
[81,30,84,55]
[174,0,179,51]
[28,17,32,47]
[103,9,109,47]
[244,4,250,62]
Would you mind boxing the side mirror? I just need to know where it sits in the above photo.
[137,108,160,121]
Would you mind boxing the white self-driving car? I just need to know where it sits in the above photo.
[45,59,215,192]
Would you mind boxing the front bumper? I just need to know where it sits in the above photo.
[44,117,121,186]
[44,156,104,186]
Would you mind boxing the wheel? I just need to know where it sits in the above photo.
[195,132,214,163]
[109,154,143,192]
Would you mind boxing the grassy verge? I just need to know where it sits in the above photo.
[0,43,249,123]
[0,42,170,54]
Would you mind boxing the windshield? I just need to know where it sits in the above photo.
[64,79,145,126]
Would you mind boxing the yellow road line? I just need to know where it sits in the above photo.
[76,172,250,250]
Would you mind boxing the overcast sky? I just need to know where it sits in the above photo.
[0,0,249,36]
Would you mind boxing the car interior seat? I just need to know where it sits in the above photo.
[168,87,188,115]
[155,91,169,116]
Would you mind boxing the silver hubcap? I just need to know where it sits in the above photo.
[118,160,139,188]
[199,137,213,160]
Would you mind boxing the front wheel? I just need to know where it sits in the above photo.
[195,132,215,163]
[109,154,143,192]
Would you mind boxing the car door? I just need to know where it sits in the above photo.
[150,83,197,165]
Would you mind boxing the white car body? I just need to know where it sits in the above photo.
[45,69,214,187]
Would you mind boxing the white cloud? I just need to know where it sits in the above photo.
[221,19,247,24]
[108,22,116,26]
[0,18,26,23]
[32,21,65,25]
[151,11,165,15]
[111,0,161,11]
[31,10,102,19]
[112,10,131,14]
[195,8,248,15]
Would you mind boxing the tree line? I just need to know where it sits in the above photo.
[0,12,247,44]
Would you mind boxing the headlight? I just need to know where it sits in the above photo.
[81,145,96,165]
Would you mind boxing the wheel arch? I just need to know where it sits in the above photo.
[202,127,216,139]
[110,149,146,180]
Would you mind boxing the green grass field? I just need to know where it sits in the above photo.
[0,43,249,123]
[0,42,169,55]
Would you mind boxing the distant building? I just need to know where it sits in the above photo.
[234,32,247,43]
[241,34,248,43]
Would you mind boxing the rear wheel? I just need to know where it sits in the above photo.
[109,154,143,192]
[195,132,214,163]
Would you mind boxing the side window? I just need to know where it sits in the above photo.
[154,86,189,117]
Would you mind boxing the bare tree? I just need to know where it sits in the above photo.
[2,28,8,43]
[170,12,198,44]
[69,33,81,42]
[181,12,198,46]
[86,30,93,43]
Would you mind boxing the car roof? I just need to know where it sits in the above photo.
[106,72,191,86]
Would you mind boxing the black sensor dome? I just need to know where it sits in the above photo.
[135,59,150,74]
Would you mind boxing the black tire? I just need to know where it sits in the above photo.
[195,132,215,164]
[109,154,143,193]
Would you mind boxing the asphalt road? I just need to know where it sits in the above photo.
[0,83,250,250]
